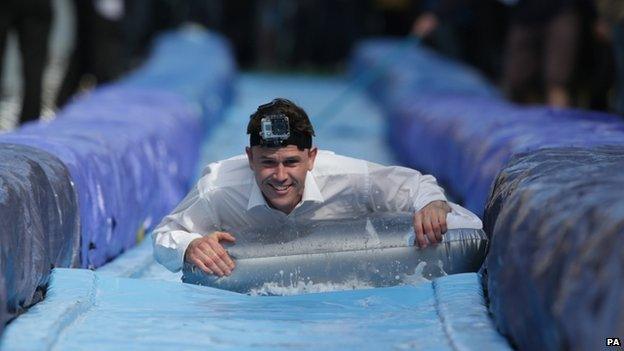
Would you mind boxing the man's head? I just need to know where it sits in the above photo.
[246,98,317,214]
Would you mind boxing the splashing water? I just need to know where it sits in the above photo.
[247,261,442,296]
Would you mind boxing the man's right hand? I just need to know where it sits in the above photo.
[185,232,236,276]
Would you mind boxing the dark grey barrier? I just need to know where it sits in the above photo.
[483,146,624,351]
[0,144,79,334]
[183,213,487,294]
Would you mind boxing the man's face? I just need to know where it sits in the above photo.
[246,145,317,214]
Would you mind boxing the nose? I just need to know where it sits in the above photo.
[273,164,288,182]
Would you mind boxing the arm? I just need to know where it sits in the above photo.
[152,185,235,275]
[367,162,450,247]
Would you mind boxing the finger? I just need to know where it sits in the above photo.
[191,257,213,275]
[212,241,235,269]
[197,250,225,277]
[422,215,436,245]
[208,240,234,273]
[430,212,442,242]
[216,232,236,243]
[439,211,448,234]
[433,215,443,242]
[413,214,427,248]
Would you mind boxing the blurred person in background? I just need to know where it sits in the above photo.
[594,0,624,115]
[55,0,127,108]
[0,0,52,124]
[501,0,583,108]
[410,0,508,81]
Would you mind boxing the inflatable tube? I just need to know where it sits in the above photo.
[183,208,486,294]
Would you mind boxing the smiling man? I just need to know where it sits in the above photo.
[153,98,461,276]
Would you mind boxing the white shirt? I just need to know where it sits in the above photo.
[152,150,478,272]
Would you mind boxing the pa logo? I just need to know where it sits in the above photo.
[606,337,621,347]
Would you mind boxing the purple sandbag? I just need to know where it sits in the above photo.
[483,146,624,351]
[0,88,202,268]
[388,95,624,216]
[349,38,500,110]
[0,143,79,334]
[119,28,236,124]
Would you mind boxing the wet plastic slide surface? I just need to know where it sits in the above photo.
[2,268,509,351]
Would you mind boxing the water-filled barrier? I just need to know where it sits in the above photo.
[351,38,624,350]
[0,144,79,335]
[183,210,486,294]
[484,146,624,351]
[0,28,235,335]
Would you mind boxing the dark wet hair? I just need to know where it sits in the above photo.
[247,98,315,145]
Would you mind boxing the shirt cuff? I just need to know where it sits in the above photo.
[153,230,203,272]
[175,232,204,270]
[413,195,448,212]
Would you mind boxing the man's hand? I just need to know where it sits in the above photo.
[413,200,451,248]
[185,232,236,276]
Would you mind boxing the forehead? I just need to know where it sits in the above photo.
[252,145,305,158]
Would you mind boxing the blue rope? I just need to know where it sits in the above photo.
[314,36,421,131]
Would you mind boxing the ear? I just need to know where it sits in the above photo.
[307,147,318,171]
[245,147,254,170]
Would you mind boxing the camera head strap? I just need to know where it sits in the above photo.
[249,113,312,149]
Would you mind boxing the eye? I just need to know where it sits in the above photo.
[284,159,300,166]
[261,160,277,166]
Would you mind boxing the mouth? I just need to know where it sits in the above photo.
[268,183,292,195]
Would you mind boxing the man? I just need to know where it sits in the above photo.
[0,0,51,125]
[153,98,456,277]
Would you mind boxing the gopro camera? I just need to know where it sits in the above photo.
[259,114,290,145]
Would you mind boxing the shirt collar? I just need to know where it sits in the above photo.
[247,171,325,211]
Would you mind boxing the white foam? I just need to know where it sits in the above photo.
[247,262,439,296]
[248,278,376,296]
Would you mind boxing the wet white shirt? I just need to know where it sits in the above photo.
[153,150,477,272]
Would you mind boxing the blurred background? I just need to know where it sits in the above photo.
[1,0,622,130]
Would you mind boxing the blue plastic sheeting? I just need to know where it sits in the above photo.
[0,89,202,269]
[120,28,236,125]
[0,28,235,269]
[0,268,511,351]
[387,96,624,215]
[0,144,80,336]
[349,39,624,216]
[483,146,624,351]
[349,38,500,112]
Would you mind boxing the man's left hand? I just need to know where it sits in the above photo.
[413,200,451,248]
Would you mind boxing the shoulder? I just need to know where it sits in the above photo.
[313,150,369,177]
[196,154,253,194]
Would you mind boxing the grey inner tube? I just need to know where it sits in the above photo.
[182,213,488,294]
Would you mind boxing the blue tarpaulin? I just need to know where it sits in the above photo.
[0,144,79,335]
[0,28,235,269]
[0,89,202,268]
[0,28,235,337]
[388,96,624,215]
[484,147,624,351]
[350,38,624,351]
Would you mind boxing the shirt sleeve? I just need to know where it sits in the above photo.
[366,161,447,213]
[152,183,220,272]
